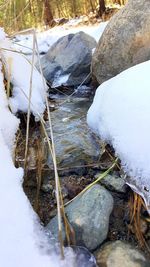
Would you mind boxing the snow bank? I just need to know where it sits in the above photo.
[87,60,150,212]
[0,63,19,152]
[0,29,47,120]
[0,126,75,267]
[0,28,75,267]
[13,22,108,55]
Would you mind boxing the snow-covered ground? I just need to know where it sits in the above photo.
[0,29,76,267]
[13,21,108,55]
[0,30,48,120]
[0,128,75,267]
[87,60,150,212]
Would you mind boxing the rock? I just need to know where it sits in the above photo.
[45,97,102,175]
[39,32,96,87]
[95,173,127,193]
[58,18,69,25]
[92,0,150,84]
[95,241,149,267]
[50,19,58,27]
[52,18,69,27]
[46,184,114,250]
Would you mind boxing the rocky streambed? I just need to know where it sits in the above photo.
[15,92,150,267]
[13,12,150,264]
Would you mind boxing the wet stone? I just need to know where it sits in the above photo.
[46,184,114,250]
[95,241,149,267]
[45,97,102,175]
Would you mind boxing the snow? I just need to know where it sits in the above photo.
[0,62,20,153]
[0,28,75,267]
[13,21,108,55]
[0,127,75,267]
[87,60,150,212]
[0,33,48,120]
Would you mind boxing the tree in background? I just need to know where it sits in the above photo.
[99,0,106,16]
[43,0,53,26]
[0,0,128,33]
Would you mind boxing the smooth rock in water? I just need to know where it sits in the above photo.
[95,241,149,267]
[39,32,96,87]
[46,184,114,250]
[45,97,102,175]
[92,0,150,84]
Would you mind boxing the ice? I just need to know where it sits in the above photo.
[52,73,70,88]
[87,60,150,212]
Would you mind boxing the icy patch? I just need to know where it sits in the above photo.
[87,60,150,212]
[0,34,48,120]
[52,73,70,88]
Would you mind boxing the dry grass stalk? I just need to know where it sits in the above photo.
[35,32,65,258]
[34,138,43,213]
[65,158,118,207]
[129,192,150,253]
[24,30,36,171]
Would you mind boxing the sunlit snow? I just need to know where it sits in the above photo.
[0,28,75,267]
[0,29,48,120]
[13,21,108,55]
[87,60,150,212]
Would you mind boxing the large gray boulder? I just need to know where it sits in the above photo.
[46,184,114,250]
[92,0,150,84]
[39,31,96,87]
[95,241,149,267]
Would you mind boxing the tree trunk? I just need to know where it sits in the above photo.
[43,0,53,27]
[89,0,94,13]
[72,0,77,17]
[56,0,61,18]
[99,0,106,16]
[115,0,122,5]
